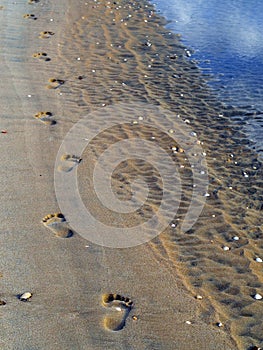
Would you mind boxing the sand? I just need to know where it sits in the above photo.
[0,0,262,349]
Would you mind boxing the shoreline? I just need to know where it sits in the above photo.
[0,0,262,349]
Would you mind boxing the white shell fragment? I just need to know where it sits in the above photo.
[20,292,32,301]
[253,293,262,300]
[223,246,230,251]
[255,257,263,263]
[195,295,203,300]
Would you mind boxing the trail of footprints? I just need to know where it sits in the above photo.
[23,0,135,335]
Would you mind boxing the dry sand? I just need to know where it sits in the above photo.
[0,0,262,349]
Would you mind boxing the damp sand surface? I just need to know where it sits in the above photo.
[0,0,262,349]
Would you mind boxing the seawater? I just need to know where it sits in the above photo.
[152,0,263,159]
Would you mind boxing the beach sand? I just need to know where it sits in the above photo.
[0,0,262,349]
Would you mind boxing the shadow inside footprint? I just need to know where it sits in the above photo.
[33,52,51,62]
[39,31,55,39]
[58,154,82,172]
[102,293,133,331]
[46,78,65,89]
[42,213,73,238]
[23,13,37,20]
[34,111,56,125]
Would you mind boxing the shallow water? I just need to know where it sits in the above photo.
[152,0,263,159]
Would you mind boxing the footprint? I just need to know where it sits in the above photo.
[34,111,56,125]
[46,78,65,90]
[23,13,37,20]
[41,213,73,238]
[102,293,133,331]
[33,52,51,62]
[39,31,55,39]
[58,154,82,172]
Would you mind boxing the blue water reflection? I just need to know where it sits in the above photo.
[152,0,263,156]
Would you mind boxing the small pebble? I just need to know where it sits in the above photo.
[255,257,263,263]
[19,292,32,301]
[223,246,230,251]
[253,293,262,300]
[232,236,239,241]
[132,315,138,321]
[195,295,203,300]
[216,322,223,327]
[0,300,6,306]
[185,320,192,325]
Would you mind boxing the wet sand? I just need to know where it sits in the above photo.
[0,0,262,349]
